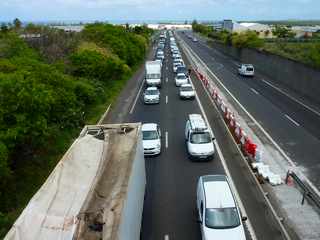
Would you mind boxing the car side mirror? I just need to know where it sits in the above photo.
[242,216,248,222]
[212,137,215,141]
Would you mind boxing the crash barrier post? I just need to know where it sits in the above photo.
[285,170,320,208]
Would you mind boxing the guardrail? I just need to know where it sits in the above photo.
[177,34,292,240]
[286,170,320,208]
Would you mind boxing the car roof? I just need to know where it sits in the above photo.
[146,86,158,91]
[180,83,192,88]
[177,73,186,77]
[243,64,253,67]
[201,175,236,209]
[142,123,158,131]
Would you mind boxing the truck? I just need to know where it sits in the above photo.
[145,60,162,87]
[5,123,146,240]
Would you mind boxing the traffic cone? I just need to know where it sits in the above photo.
[286,175,294,186]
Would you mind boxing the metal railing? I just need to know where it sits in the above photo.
[286,170,320,208]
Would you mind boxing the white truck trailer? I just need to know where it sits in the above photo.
[145,60,162,87]
[5,123,146,240]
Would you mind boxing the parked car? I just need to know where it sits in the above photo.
[196,175,247,240]
[143,86,160,104]
[175,73,189,87]
[179,84,195,99]
[185,114,214,161]
[238,64,254,77]
[142,123,161,156]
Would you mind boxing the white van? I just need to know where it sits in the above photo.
[185,114,214,161]
[238,64,254,77]
[196,175,247,240]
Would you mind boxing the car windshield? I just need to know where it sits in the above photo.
[190,132,211,144]
[177,67,187,74]
[177,75,186,80]
[205,208,240,229]
[146,89,159,95]
[142,130,158,140]
[181,86,193,91]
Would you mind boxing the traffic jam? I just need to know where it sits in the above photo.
[141,31,248,240]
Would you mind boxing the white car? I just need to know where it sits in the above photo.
[175,73,189,87]
[193,37,198,42]
[156,50,165,61]
[197,175,247,240]
[173,59,184,72]
[238,64,254,77]
[179,84,195,99]
[143,87,160,104]
[142,123,161,156]
[185,114,215,161]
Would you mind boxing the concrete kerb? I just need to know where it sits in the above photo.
[178,35,292,240]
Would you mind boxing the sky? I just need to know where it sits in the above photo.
[0,0,319,23]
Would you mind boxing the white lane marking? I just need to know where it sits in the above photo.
[166,66,168,70]
[164,234,169,240]
[285,114,300,127]
[97,104,111,124]
[165,131,168,148]
[166,95,168,104]
[166,77,168,83]
[129,78,145,114]
[180,37,320,197]
[250,88,259,95]
[189,74,258,240]
[262,79,320,117]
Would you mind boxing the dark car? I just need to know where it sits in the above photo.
[176,66,188,76]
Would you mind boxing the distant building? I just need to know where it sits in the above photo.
[222,19,234,31]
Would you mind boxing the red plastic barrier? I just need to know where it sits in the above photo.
[244,138,257,158]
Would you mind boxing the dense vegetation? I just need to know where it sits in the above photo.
[192,21,320,69]
[0,22,152,237]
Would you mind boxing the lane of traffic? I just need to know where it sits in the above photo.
[179,32,320,189]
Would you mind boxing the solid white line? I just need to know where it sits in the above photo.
[285,114,300,127]
[180,36,320,197]
[97,104,111,124]
[166,95,168,104]
[188,74,258,240]
[129,78,145,114]
[164,234,169,240]
[262,79,320,117]
[165,131,168,148]
[250,88,259,95]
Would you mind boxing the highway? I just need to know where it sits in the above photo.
[178,31,320,190]
[105,35,284,239]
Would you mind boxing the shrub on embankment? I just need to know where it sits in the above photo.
[0,23,152,237]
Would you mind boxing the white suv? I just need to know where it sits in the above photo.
[197,175,247,240]
[238,64,254,77]
[142,123,161,156]
[185,114,214,161]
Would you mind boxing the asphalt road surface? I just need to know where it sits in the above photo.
[178,31,320,191]
[105,36,285,240]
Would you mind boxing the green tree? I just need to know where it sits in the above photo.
[231,31,264,49]
[13,18,22,30]
[272,25,295,38]
[0,24,9,34]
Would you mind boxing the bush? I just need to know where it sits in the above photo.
[231,31,264,49]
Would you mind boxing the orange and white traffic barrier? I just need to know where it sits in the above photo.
[224,108,232,123]
[217,95,222,106]
[234,122,242,144]
[229,114,236,132]
[240,131,247,146]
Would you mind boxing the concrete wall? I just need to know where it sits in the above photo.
[210,41,320,105]
[117,129,146,240]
